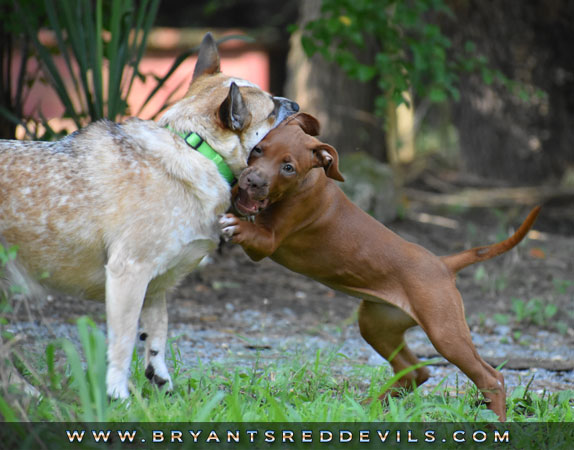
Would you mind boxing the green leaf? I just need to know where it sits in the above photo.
[301,35,318,57]
[356,64,376,82]
[493,313,509,325]
[474,265,487,282]
[544,304,558,319]
[481,67,494,85]
[464,40,477,53]
[429,87,447,103]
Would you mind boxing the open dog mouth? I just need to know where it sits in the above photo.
[234,188,269,216]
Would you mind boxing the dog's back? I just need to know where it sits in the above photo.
[0,119,228,299]
[1,125,106,298]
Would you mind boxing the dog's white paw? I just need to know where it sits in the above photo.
[145,362,173,391]
[106,367,130,400]
[219,214,239,240]
[218,214,238,227]
[221,226,238,240]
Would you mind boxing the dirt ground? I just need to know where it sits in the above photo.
[7,193,574,398]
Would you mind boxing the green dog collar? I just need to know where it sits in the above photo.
[167,126,236,186]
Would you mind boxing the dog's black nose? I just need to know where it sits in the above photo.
[245,172,268,190]
[273,96,300,124]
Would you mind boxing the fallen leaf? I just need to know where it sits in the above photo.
[529,248,546,259]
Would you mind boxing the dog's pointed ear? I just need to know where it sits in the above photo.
[219,82,251,131]
[312,143,344,182]
[192,32,221,82]
[291,113,320,136]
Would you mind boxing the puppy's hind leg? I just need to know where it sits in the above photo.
[105,253,154,400]
[418,286,506,421]
[358,301,429,398]
[140,291,173,392]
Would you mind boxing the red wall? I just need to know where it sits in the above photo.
[16,29,269,134]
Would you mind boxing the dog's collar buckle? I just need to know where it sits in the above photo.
[167,127,236,186]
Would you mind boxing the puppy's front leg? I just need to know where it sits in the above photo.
[140,291,173,391]
[220,214,277,261]
[105,252,154,400]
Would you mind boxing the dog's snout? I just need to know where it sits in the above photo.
[246,173,267,189]
[239,168,268,193]
[273,96,300,123]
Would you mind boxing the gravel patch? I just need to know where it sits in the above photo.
[8,305,573,397]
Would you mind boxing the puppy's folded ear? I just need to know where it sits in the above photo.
[192,32,221,82]
[219,82,252,131]
[312,143,344,182]
[290,113,320,136]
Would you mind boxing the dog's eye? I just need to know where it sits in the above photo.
[251,147,263,157]
[281,163,295,175]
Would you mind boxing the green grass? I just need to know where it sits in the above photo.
[2,317,573,422]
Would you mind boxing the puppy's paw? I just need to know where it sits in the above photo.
[219,213,240,241]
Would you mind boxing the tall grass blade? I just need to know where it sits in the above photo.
[21,1,81,126]
[106,0,126,119]
[60,0,94,119]
[60,316,107,422]
[93,0,104,119]
[193,392,225,421]
[124,0,160,103]
[377,358,442,397]
[0,395,19,422]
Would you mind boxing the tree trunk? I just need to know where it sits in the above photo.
[449,0,574,185]
[285,0,387,160]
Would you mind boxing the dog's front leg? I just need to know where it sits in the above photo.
[220,214,278,261]
[140,291,173,392]
[105,253,154,400]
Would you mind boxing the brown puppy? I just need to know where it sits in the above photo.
[220,113,541,421]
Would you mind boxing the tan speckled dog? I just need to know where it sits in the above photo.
[0,33,298,399]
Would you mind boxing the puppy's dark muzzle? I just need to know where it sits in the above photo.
[238,167,269,198]
[233,167,271,216]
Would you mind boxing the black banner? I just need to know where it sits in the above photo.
[1,422,573,450]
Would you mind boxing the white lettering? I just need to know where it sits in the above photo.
[340,431,352,442]
[152,431,163,443]
[227,430,240,443]
[320,431,333,442]
[246,430,258,443]
[171,431,183,443]
[188,430,202,442]
[473,431,487,443]
[117,430,136,443]
[425,430,436,443]
[495,430,510,443]
[206,431,220,442]
[264,431,275,442]
[66,431,85,442]
[283,431,294,443]
[377,430,390,442]
[453,431,466,443]
[92,430,111,443]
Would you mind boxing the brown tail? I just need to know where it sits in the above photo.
[441,206,541,274]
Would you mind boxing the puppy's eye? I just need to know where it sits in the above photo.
[251,147,263,157]
[281,163,295,175]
